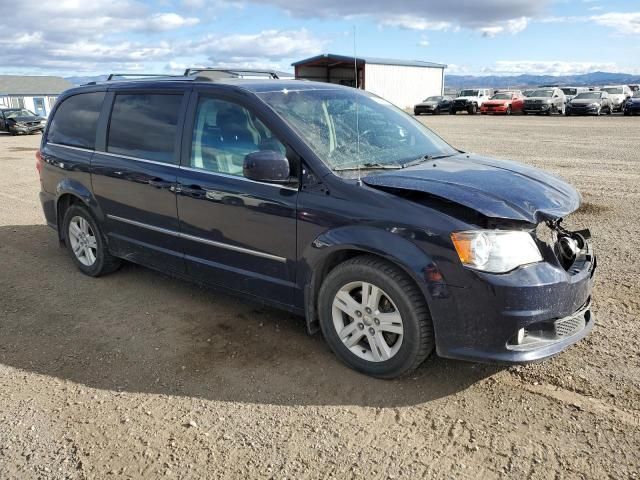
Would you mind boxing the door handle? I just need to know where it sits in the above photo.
[148,178,174,189]
[178,184,206,198]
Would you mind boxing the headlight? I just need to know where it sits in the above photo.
[451,230,542,273]
[589,103,600,108]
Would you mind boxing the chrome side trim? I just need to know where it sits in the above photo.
[97,150,177,167]
[178,165,299,191]
[106,214,287,263]
[47,142,94,153]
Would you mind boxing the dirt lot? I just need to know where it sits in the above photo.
[0,114,639,479]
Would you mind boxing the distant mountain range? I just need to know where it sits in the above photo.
[444,71,640,89]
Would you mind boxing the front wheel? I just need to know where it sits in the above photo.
[506,106,512,115]
[63,204,121,277]
[318,256,434,378]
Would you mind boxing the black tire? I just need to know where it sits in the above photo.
[318,255,434,378]
[433,107,440,115]
[468,104,477,115]
[62,204,121,277]
[506,106,512,115]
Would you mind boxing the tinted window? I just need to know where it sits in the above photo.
[190,97,285,176]
[108,94,182,163]
[48,92,105,149]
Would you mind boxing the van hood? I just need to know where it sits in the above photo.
[362,154,581,224]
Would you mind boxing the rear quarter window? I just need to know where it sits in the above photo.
[107,94,182,163]
[47,92,106,149]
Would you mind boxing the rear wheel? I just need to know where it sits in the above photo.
[468,104,477,115]
[62,204,121,277]
[318,256,434,378]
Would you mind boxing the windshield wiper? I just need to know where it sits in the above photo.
[334,162,403,172]
[401,153,455,168]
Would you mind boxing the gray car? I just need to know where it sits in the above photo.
[565,91,613,116]
[523,88,566,115]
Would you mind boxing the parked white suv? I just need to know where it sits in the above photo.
[451,89,493,114]
[601,85,633,111]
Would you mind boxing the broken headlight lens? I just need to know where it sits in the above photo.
[451,230,542,273]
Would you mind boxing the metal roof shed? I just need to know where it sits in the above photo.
[292,53,447,109]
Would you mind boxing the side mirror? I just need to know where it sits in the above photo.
[243,150,290,183]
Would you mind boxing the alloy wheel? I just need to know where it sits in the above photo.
[68,216,98,267]
[331,281,404,362]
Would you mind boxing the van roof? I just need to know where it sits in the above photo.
[65,77,350,96]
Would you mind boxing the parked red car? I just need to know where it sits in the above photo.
[480,91,524,115]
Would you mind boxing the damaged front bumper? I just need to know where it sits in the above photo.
[431,225,596,364]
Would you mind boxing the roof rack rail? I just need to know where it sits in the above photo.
[106,73,180,81]
[184,68,280,79]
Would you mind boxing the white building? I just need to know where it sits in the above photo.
[292,54,447,110]
[0,75,73,117]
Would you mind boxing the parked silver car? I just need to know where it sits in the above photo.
[523,88,566,115]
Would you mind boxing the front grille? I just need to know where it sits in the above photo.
[555,314,586,337]
[454,100,468,105]
[507,301,591,351]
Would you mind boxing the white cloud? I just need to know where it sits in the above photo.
[479,17,529,37]
[417,36,430,48]
[238,0,546,36]
[380,16,452,31]
[590,12,640,35]
[0,0,322,74]
[191,29,327,63]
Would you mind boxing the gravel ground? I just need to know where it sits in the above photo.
[0,114,639,479]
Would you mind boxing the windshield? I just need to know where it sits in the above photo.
[574,92,602,100]
[424,96,442,102]
[491,94,511,100]
[602,87,623,94]
[529,90,554,98]
[459,90,479,97]
[4,109,37,118]
[258,88,458,170]
[561,88,577,95]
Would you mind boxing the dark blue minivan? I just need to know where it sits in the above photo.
[37,72,595,378]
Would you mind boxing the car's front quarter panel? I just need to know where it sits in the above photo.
[296,176,471,337]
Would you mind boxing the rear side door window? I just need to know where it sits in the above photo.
[47,92,106,149]
[108,94,183,163]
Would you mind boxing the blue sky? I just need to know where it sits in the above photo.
[1,0,639,76]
